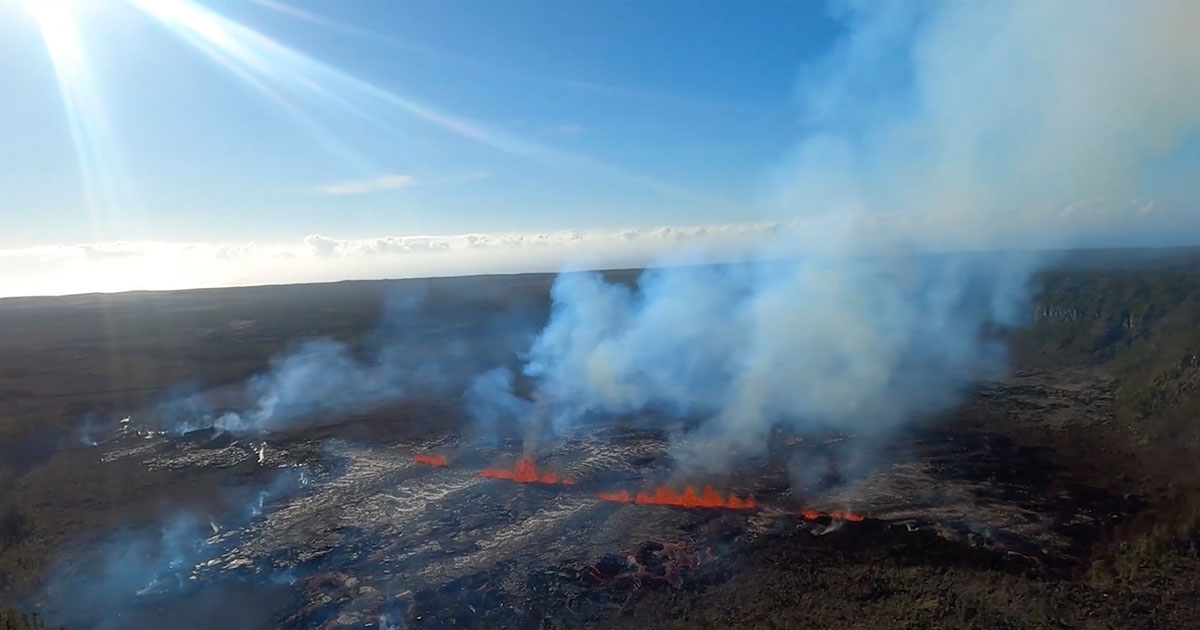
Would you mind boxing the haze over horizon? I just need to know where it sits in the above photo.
[2,0,1199,298]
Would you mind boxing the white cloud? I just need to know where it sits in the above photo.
[0,222,780,299]
[318,174,416,195]
[303,234,453,257]
[0,204,1194,299]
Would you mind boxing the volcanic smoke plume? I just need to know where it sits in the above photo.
[155,282,540,436]
[467,0,1200,480]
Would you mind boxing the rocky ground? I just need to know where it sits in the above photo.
[26,370,1148,630]
[4,256,1200,629]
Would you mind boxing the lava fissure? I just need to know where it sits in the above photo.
[414,454,448,467]
[598,485,758,511]
[430,454,861,519]
[798,508,866,522]
[479,457,576,485]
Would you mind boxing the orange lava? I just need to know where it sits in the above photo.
[413,454,447,467]
[479,457,576,486]
[597,490,633,503]
[798,508,865,522]
[598,485,757,511]
[833,511,866,522]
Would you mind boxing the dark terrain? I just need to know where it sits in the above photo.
[2,249,1200,629]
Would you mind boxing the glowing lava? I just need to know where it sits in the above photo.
[597,490,633,503]
[798,509,865,522]
[598,485,757,510]
[830,510,866,522]
[479,457,576,486]
[413,454,448,467]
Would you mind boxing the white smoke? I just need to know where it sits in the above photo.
[471,0,1200,473]
[156,290,434,434]
[774,0,1200,248]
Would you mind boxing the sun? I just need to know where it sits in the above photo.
[26,0,87,63]
[26,0,129,233]
[27,0,82,57]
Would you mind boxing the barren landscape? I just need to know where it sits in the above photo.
[3,250,1200,630]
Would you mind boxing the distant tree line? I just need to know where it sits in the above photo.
[0,605,66,630]
[0,503,28,552]
[0,470,29,562]
[0,471,65,630]
[0,472,40,604]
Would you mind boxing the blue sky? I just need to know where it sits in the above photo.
[0,0,840,247]
[0,0,1197,297]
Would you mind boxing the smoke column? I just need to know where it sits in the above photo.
[40,469,308,629]
[472,0,1200,472]
[158,279,543,435]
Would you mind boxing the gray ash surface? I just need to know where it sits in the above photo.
[36,412,1136,630]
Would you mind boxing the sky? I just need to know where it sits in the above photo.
[0,0,1198,297]
[1,0,829,241]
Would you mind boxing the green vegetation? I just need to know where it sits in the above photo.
[1015,264,1200,456]
[1005,257,1200,591]
[1020,262,1200,426]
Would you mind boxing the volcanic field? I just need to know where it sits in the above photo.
[3,261,1200,630]
[33,397,1132,630]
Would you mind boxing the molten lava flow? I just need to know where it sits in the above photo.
[598,485,757,510]
[597,490,633,503]
[479,457,575,486]
[413,454,447,467]
[797,508,865,522]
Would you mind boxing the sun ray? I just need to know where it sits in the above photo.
[27,0,133,235]
[125,0,698,197]
[129,0,552,157]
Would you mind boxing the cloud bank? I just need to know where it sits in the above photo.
[3,199,1196,300]
[0,223,780,299]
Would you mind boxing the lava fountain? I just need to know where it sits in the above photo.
[479,457,576,485]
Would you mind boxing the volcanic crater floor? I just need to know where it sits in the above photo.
[36,414,1139,630]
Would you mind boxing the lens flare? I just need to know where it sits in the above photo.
[27,0,131,234]
[125,0,692,196]
[27,0,84,61]
[131,2,571,166]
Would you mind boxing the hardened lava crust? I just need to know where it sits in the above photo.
[43,410,1133,630]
